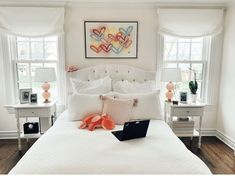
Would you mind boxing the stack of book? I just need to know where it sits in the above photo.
[170,117,195,136]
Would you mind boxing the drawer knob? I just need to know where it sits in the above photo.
[186,111,190,113]
[31,112,34,113]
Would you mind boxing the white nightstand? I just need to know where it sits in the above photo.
[5,101,56,151]
[164,101,205,148]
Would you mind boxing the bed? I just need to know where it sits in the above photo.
[9,64,211,174]
[10,110,211,174]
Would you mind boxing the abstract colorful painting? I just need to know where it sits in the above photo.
[84,21,138,58]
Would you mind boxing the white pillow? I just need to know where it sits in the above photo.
[113,90,162,120]
[113,80,156,93]
[70,76,112,94]
[68,93,103,121]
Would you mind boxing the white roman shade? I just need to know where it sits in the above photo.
[0,7,64,37]
[158,9,224,37]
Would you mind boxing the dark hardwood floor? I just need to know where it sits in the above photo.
[0,139,36,174]
[0,137,234,174]
[180,137,235,174]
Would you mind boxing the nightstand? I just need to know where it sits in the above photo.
[5,101,56,151]
[164,101,205,148]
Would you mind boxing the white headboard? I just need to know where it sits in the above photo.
[67,64,156,94]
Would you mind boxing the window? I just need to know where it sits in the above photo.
[163,35,207,100]
[16,36,58,101]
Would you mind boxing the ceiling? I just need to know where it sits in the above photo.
[0,0,233,6]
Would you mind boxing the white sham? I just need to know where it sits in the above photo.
[113,80,156,93]
[70,76,112,94]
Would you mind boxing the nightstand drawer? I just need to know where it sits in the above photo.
[173,108,203,116]
[18,108,50,117]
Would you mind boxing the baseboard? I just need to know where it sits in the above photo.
[216,130,235,152]
[0,131,18,139]
[200,129,216,136]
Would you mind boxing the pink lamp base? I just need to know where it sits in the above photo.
[42,91,51,103]
[42,82,51,103]
[165,91,174,102]
[165,81,175,102]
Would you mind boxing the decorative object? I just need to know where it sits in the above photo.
[190,93,197,103]
[101,96,135,125]
[178,117,189,121]
[34,67,56,103]
[30,93,38,103]
[189,72,198,103]
[172,100,179,105]
[84,21,138,58]
[23,122,39,134]
[79,113,115,131]
[66,65,79,72]
[161,68,182,102]
[19,88,32,104]
[180,91,188,103]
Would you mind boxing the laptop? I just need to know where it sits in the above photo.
[112,120,150,141]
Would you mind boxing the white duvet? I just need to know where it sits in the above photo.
[9,111,211,174]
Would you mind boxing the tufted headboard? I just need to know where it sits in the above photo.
[67,64,156,94]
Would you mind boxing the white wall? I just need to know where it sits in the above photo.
[0,4,159,136]
[64,4,218,134]
[0,3,223,137]
[65,4,157,71]
[216,5,235,149]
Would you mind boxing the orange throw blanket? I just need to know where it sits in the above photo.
[79,113,115,131]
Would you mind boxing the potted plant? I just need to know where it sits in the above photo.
[189,72,198,103]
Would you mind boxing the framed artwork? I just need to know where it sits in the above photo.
[84,21,138,58]
[19,88,32,104]
[180,91,188,104]
[30,93,38,103]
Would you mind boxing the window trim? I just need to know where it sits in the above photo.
[162,35,208,102]
[15,36,58,99]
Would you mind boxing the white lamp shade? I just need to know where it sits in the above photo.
[161,68,182,82]
[34,67,56,82]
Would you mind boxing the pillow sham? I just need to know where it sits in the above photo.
[70,76,112,94]
[102,96,134,125]
[113,80,156,93]
[113,90,162,120]
[68,93,103,121]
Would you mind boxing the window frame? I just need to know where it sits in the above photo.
[15,36,59,99]
[162,36,208,101]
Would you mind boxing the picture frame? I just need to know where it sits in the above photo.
[180,91,188,104]
[30,93,38,104]
[84,21,138,59]
[19,88,32,104]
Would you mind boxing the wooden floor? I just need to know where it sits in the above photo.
[0,139,36,174]
[0,137,234,174]
[181,137,235,174]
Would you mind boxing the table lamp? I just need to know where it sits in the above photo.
[161,68,182,102]
[34,67,56,103]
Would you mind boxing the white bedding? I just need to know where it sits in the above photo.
[9,110,211,174]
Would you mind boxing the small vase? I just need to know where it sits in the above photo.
[191,94,197,103]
